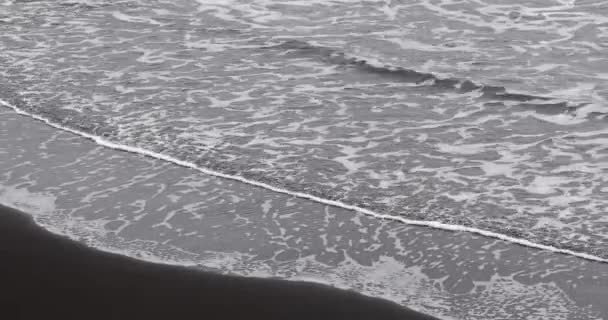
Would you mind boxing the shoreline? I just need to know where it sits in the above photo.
[1,100,606,264]
[0,204,439,320]
[2,108,606,319]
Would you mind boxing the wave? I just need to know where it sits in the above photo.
[265,40,595,116]
[2,98,607,264]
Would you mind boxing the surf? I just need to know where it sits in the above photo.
[1,98,606,264]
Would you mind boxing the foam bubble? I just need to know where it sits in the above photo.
[0,184,57,216]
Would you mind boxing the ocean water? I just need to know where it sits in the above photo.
[1,0,606,258]
[0,0,607,317]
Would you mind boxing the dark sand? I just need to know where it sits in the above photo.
[0,204,439,320]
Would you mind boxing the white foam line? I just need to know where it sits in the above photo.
[2,99,607,264]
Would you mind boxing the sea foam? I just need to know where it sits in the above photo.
[1,98,606,264]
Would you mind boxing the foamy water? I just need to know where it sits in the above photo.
[1,111,606,319]
[2,98,607,264]
[1,0,606,259]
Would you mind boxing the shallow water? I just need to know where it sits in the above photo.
[0,0,607,279]
[2,110,608,319]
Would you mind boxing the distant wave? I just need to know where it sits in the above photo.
[266,40,588,115]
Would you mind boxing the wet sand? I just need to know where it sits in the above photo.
[0,203,438,320]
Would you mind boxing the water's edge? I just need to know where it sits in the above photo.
[0,203,441,320]
[2,99,606,264]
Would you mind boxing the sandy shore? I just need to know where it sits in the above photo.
[0,203,439,320]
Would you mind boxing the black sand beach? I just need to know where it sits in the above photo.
[2,0,608,318]
[0,204,439,320]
